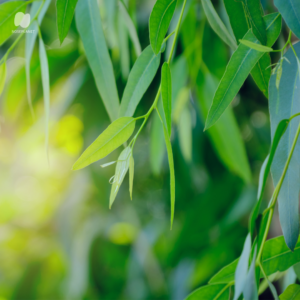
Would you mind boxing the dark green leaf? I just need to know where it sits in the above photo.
[56,0,79,44]
[161,62,172,136]
[185,284,230,300]
[279,284,300,300]
[269,43,300,250]
[75,0,120,121]
[274,0,300,39]
[72,117,136,170]
[202,0,237,50]
[119,45,161,117]
[149,0,177,54]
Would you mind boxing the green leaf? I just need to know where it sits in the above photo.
[72,117,136,170]
[201,0,237,50]
[269,43,300,251]
[173,87,189,124]
[161,62,172,137]
[274,0,300,39]
[178,107,192,162]
[0,62,6,97]
[75,0,120,121]
[0,1,28,46]
[39,37,50,155]
[205,13,281,130]
[129,154,134,200]
[118,0,141,57]
[234,234,251,300]
[119,45,161,117]
[110,147,131,208]
[243,248,258,300]
[185,284,230,300]
[280,284,300,300]
[197,70,251,183]
[149,0,177,55]
[209,259,238,284]
[239,39,273,52]
[56,0,78,44]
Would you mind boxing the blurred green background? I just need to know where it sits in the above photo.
[0,0,291,299]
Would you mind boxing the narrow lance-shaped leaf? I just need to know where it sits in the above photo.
[279,284,300,300]
[119,45,161,117]
[129,154,134,200]
[57,0,79,44]
[73,117,136,170]
[185,284,230,300]
[234,234,251,300]
[243,247,258,300]
[110,147,131,208]
[39,37,50,156]
[118,0,141,57]
[239,39,273,52]
[0,1,28,46]
[161,62,172,137]
[201,0,237,50]
[269,42,300,251]
[0,62,6,97]
[205,13,281,130]
[274,0,300,39]
[149,0,177,54]
[178,107,192,162]
[75,0,120,121]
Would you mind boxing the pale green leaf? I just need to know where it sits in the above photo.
[239,39,273,52]
[173,87,189,124]
[243,248,258,300]
[279,284,300,300]
[75,0,120,121]
[149,0,177,54]
[119,45,161,117]
[73,117,136,170]
[129,154,134,200]
[39,37,50,155]
[161,62,172,137]
[185,284,230,300]
[57,0,79,44]
[118,0,141,56]
[0,1,27,46]
[0,62,6,97]
[178,107,192,162]
[201,0,237,50]
[110,147,131,208]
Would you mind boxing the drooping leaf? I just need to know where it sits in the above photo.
[161,62,172,137]
[274,0,300,39]
[149,0,177,54]
[209,259,239,284]
[110,147,131,208]
[205,13,281,130]
[234,234,251,300]
[243,248,258,300]
[201,0,237,50]
[197,70,251,183]
[39,37,50,155]
[249,118,289,239]
[119,45,161,117]
[75,0,120,121]
[239,39,273,52]
[269,42,300,251]
[279,284,300,300]
[173,87,189,124]
[0,1,28,46]
[56,0,78,44]
[118,0,141,57]
[0,62,6,97]
[129,154,134,200]
[178,107,192,162]
[72,117,136,170]
[185,284,230,300]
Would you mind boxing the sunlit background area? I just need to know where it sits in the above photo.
[0,0,292,299]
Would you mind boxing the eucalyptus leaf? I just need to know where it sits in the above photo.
[161,62,172,137]
[75,0,120,121]
[269,42,300,251]
[279,284,300,300]
[0,1,27,46]
[239,39,273,52]
[149,0,177,54]
[185,284,230,300]
[72,117,136,170]
[129,154,134,200]
[173,87,189,124]
[201,0,237,50]
[0,62,6,97]
[274,0,300,39]
[57,0,79,44]
[178,107,192,162]
[119,45,161,117]
[243,248,258,300]
[110,147,131,208]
